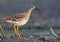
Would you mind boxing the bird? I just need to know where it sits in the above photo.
[4,5,39,39]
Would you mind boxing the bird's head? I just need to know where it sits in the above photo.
[29,5,39,11]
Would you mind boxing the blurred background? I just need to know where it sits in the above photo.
[0,0,60,38]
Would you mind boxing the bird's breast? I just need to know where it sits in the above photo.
[16,18,29,26]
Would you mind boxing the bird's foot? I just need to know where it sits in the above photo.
[17,32,21,39]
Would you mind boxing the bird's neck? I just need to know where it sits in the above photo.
[27,9,33,15]
[25,9,33,19]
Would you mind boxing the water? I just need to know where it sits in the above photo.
[3,28,60,38]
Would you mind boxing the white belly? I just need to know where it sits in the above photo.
[5,16,30,26]
[16,19,29,26]
[5,19,29,26]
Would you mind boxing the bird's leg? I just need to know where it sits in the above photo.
[14,24,21,39]
[14,24,18,36]
[16,26,21,38]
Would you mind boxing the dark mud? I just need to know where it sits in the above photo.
[0,34,60,42]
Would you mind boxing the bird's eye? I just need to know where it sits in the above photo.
[31,6,33,8]
[29,6,33,8]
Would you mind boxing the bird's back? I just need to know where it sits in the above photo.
[5,11,31,26]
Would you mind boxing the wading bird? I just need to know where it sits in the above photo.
[4,5,39,39]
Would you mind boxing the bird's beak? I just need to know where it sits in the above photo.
[35,8,39,10]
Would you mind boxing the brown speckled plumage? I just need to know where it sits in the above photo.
[4,5,36,38]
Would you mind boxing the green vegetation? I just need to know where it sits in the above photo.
[50,27,59,39]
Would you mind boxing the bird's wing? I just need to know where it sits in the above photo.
[5,14,26,21]
[5,12,27,21]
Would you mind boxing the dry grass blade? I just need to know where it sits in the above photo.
[0,25,6,40]
[50,27,59,39]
